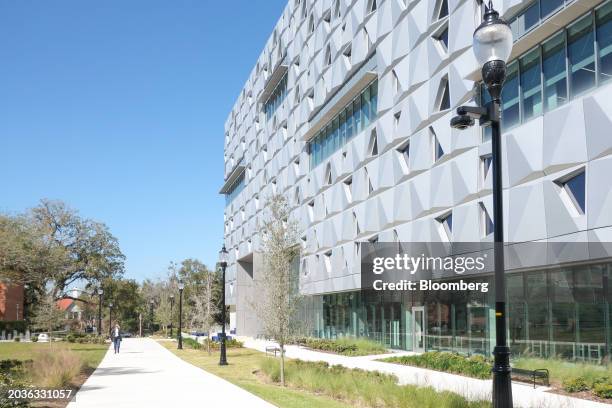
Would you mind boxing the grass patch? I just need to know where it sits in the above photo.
[512,357,612,386]
[381,351,492,380]
[161,342,350,408]
[300,337,388,356]
[161,341,490,408]
[0,342,108,388]
[258,356,489,408]
[513,357,612,399]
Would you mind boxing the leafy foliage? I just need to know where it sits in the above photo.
[300,337,387,356]
[382,352,492,380]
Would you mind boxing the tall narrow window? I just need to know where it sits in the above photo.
[479,203,494,236]
[520,48,542,120]
[434,25,449,53]
[367,0,377,13]
[481,154,492,184]
[542,33,567,112]
[308,200,315,222]
[502,61,520,128]
[431,127,444,162]
[368,130,378,156]
[343,177,353,203]
[436,76,450,111]
[597,1,612,84]
[325,163,333,185]
[309,14,315,33]
[324,44,332,67]
[397,141,410,170]
[437,212,452,239]
[392,69,400,95]
[557,170,586,214]
[435,0,448,20]
[568,14,595,97]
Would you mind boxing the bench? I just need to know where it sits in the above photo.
[265,346,281,357]
[511,368,549,388]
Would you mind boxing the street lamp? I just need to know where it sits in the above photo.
[97,288,103,336]
[178,281,184,350]
[108,302,113,338]
[170,294,175,338]
[218,245,228,366]
[450,2,513,407]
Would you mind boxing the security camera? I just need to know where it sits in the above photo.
[450,114,475,130]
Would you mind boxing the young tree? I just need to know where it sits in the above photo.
[255,194,301,386]
[31,291,66,342]
[189,268,220,354]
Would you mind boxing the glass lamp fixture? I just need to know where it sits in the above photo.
[178,281,185,291]
[473,1,513,99]
[219,245,228,268]
[97,288,103,295]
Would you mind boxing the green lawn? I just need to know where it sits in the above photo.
[161,341,489,408]
[160,343,350,408]
[513,357,612,386]
[0,341,109,369]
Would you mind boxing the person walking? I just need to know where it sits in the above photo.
[112,324,122,354]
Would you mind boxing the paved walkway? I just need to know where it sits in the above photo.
[241,337,610,408]
[67,338,274,408]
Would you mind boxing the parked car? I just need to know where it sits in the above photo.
[120,332,132,338]
[190,331,208,337]
[211,333,232,342]
[37,333,49,343]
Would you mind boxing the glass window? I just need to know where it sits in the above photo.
[516,2,540,38]
[353,97,361,134]
[362,87,371,128]
[370,82,378,118]
[597,1,612,83]
[339,111,347,145]
[564,171,586,213]
[520,48,543,120]
[541,0,564,18]
[502,61,520,128]
[542,33,567,111]
[568,14,595,97]
[346,104,354,139]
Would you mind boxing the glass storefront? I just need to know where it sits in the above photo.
[303,262,612,363]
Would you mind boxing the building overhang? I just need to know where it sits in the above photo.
[258,56,289,106]
[302,54,377,142]
[219,162,245,194]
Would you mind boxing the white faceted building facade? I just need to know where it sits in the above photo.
[221,0,612,359]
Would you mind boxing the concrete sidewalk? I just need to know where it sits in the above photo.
[67,337,275,408]
[241,337,610,408]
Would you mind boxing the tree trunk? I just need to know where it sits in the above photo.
[280,343,285,387]
[207,333,211,355]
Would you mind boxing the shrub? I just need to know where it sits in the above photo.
[593,382,612,399]
[381,352,492,380]
[258,357,489,408]
[182,338,201,349]
[303,337,386,356]
[31,349,82,388]
[31,335,38,343]
[562,376,589,393]
[0,360,31,408]
[13,337,20,342]
[0,320,28,334]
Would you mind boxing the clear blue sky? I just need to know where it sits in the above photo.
[0,0,286,281]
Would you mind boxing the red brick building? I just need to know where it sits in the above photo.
[0,283,24,321]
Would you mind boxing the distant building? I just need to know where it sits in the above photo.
[0,282,24,321]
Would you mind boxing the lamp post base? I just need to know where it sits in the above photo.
[492,345,513,408]
[219,333,228,366]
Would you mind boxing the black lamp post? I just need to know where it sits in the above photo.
[178,281,184,350]
[97,288,103,336]
[218,245,228,366]
[450,2,513,407]
[108,302,113,338]
[170,294,175,338]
